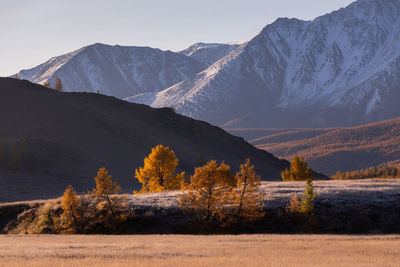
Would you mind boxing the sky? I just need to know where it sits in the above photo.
[0,0,355,76]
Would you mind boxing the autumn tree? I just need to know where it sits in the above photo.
[180,161,234,224]
[55,77,63,92]
[93,167,127,229]
[42,81,52,88]
[281,156,314,181]
[227,159,264,224]
[59,185,82,234]
[13,73,19,79]
[286,195,301,215]
[135,145,184,193]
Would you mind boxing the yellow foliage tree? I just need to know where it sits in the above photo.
[135,145,184,193]
[60,185,82,234]
[281,156,314,181]
[55,77,63,92]
[286,195,301,214]
[228,159,264,224]
[42,81,52,88]
[93,167,127,228]
[179,161,234,223]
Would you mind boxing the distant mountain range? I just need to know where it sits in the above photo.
[0,78,288,202]
[13,0,400,129]
[228,117,400,174]
[16,44,207,99]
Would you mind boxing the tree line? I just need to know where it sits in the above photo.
[9,145,317,234]
[331,165,400,180]
[12,74,64,92]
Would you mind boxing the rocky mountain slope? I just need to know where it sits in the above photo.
[150,0,400,128]
[16,43,206,99]
[229,117,400,174]
[0,78,288,201]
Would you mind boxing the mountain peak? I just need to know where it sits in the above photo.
[178,42,240,66]
[149,0,400,128]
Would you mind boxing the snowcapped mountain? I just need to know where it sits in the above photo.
[149,0,400,128]
[179,42,240,66]
[122,42,241,104]
[17,43,206,98]
[16,0,400,128]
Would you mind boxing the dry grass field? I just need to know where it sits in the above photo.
[0,235,399,267]
[2,179,399,210]
[120,179,400,210]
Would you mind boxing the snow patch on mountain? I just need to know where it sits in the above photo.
[179,42,241,66]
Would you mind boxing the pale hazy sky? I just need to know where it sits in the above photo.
[0,0,355,76]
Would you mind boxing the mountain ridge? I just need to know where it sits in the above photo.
[149,0,400,128]
[13,0,400,129]
[228,117,400,174]
[16,43,207,99]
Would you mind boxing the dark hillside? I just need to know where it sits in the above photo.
[0,78,288,201]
